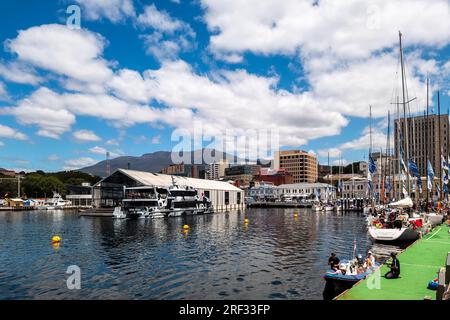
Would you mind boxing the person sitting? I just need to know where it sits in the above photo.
[385,252,401,279]
[338,263,347,275]
[328,253,340,271]
[365,251,375,268]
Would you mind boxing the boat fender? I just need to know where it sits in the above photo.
[427,279,439,290]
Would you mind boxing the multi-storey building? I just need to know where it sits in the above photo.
[206,160,229,180]
[394,114,449,177]
[273,150,318,183]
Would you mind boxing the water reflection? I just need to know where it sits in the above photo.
[0,208,403,300]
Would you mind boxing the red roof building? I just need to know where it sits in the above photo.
[254,168,294,186]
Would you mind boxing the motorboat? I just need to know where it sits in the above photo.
[121,186,166,219]
[167,185,200,216]
[37,192,72,210]
[324,204,335,211]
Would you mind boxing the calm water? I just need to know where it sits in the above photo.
[0,208,402,300]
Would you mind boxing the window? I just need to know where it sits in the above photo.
[237,192,241,204]
[225,192,230,205]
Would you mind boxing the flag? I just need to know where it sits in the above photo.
[368,155,377,174]
[442,155,448,171]
[427,160,435,191]
[408,159,420,178]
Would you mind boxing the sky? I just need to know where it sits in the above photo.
[0,0,450,172]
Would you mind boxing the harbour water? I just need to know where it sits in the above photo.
[0,208,404,300]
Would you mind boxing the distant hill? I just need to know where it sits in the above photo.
[78,149,251,177]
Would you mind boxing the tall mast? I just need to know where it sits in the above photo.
[369,105,373,206]
[396,96,402,200]
[438,90,442,201]
[385,111,391,203]
[426,78,429,207]
[399,31,411,195]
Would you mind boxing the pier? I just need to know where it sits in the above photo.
[338,223,450,300]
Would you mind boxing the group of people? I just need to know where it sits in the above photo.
[328,251,400,279]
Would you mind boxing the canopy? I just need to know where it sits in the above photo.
[388,197,413,208]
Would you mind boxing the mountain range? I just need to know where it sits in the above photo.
[79,149,258,177]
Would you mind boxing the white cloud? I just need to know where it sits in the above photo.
[75,0,135,23]
[0,61,42,85]
[202,0,450,59]
[137,4,185,33]
[0,124,27,140]
[64,157,97,170]
[318,148,342,158]
[47,154,59,161]
[6,24,112,84]
[89,146,122,158]
[0,82,8,100]
[151,135,161,144]
[73,130,101,142]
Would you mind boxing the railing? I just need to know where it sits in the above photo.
[436,252,450,300]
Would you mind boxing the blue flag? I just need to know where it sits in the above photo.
[408,159,420,178]
[368,155,377,174]
[427,160,435,191]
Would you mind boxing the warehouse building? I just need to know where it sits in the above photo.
[92,169,245,211]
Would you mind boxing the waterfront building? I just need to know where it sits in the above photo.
[275,183,336,201]
[206,160,229,180]
[223,174,254,189]
[160,163,205,179]
[342,176,368,199]
[66,183,93,207]
[254,168,294,186]
[394,114,449,177]
[273,150,318,183]
[93,168,244,211]
[225,164,261,176]
[248,182,276,201]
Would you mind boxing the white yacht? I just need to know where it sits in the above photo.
[121,186,167,219]
[37,192,72,210]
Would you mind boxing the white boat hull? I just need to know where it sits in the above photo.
[425,213,444,227]
[368,227,419,242]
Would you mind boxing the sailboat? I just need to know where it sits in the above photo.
[368,32,429,242]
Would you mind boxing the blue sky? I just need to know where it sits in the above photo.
[0,0,450,172]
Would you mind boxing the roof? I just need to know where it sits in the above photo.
[276,182,335,189]
[100,168,243,192]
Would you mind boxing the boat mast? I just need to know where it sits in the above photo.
[438,90,442,201]
[385,111,391,203]
[399,31,411,195]
[369,105,373,207]
[426,78,430,208]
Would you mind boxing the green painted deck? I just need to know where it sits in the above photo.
[339,223,450,300]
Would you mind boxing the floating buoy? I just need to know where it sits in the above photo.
[294,212,298,217]
[244,218,249,224]
[52,236,61,243]
[183,224,190,230]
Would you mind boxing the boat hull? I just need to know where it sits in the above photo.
[368,227,419,242]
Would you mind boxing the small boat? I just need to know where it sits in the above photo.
[324,204,335,211]
[368,225,420,242]
[323,257,380,297]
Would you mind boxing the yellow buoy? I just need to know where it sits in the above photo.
[244,218,249,223]
[52,235,61,243]
[183,224,190,230]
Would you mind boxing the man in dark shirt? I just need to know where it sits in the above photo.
[328,253,340,271]
[385,252,400,279]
